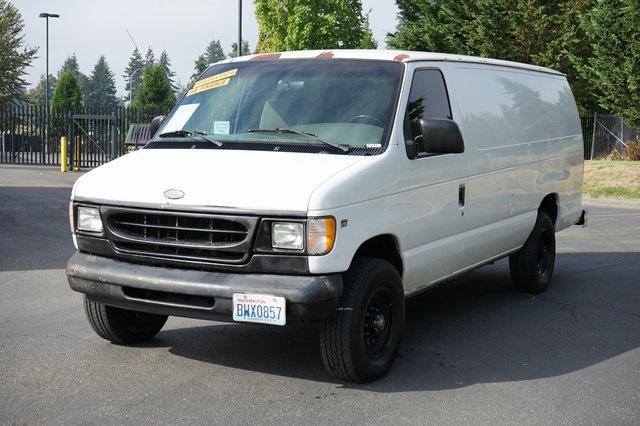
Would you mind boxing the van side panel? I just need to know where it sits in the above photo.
[447,64,583,270]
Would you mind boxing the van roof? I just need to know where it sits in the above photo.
[215,49,564,76]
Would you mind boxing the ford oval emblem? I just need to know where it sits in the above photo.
[164,189,185,200]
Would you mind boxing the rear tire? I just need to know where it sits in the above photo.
[319,257,404,383]
[84,296,168,344]
[509,212,556,294]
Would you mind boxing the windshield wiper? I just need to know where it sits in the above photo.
[247,128,349,153]
[158,130,222,147]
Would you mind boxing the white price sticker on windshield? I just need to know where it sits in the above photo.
[161,104,199,133]
[213,121,230,134]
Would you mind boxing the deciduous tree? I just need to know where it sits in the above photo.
[254,0,376,52]
[0,0,38,104]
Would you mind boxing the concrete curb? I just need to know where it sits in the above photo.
[582,197,640,209]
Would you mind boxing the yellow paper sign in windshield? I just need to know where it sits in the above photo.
[186,68,237,97]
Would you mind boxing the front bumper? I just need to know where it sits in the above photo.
[66,252,343,323]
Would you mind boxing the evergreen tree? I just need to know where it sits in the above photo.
[229,40,251,58]
[58,54,80,77]
[26,74,57,107]
[387,0,596,111]
[254,0,374,52]
[205,39,226,63]
[0,0,39,104]
[58,54,89,100]
[577,0,640,124]
[192,39,226,79]
[85,55,118,110]
[123,47,145,99]
[158,50,177,92]
[144,47,156,69]
[131,64,175,113]
[193,55,209,79]
[51,71,82,112]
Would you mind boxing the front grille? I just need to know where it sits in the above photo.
[103,207,257,264]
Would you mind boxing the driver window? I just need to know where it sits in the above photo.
[404,69,452,154]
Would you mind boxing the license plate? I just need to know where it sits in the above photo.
[232,293,286,326]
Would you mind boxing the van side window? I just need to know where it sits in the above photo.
[404,70,452,153]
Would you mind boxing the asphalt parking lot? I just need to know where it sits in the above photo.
[1,165,639,424]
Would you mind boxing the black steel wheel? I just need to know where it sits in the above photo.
[510,211,556,294]
[536,227,555,282]
[363,288,394,359]
[320,257,404,383]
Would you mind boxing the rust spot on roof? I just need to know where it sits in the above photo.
[250,53,282,61]
[315,51,334,59]
[394,53,410,62]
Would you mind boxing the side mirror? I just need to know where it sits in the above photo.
[149,115,166,140]
[405,139,419,160]
[411,118,465,156]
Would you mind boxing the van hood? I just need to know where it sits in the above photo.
[72,148,365,214]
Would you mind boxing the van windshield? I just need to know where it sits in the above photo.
[149,59,403,155]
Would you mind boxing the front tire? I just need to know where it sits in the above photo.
[84,297,168,344]
[319,257,405,383]
[509,211,556,294]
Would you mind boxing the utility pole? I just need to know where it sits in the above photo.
[38,12,60,163]
[238,0,243,57]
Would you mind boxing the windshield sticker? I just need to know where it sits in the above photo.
[186,68,237,97]
[213,121,230,135]
[204,68,238,83]
[366,143,382,148]
[161,103,200,133]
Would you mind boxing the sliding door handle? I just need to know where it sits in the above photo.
[458,184,466,207]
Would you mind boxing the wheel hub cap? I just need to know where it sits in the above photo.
[363,288,393,358]
[373,314,385,332]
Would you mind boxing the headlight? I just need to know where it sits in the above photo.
[307,217,336,255]
[272,222,304,250]
[77,206,103,233]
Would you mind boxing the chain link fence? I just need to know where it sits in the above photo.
[581,112,639,159]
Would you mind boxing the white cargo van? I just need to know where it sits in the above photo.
[66,50,586,382]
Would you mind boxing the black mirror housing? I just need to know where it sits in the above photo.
[419,118,465,154]
[405,140,419,160]
[149,115,166,140]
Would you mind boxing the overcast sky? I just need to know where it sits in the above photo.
[15,0,399,97]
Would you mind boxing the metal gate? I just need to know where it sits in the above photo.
[0,105,163,167]
[69,113,117,169]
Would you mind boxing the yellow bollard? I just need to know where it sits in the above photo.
[74,136,81,171]
[60,137,68,172]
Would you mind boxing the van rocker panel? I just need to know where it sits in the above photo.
[66,252,343,322]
